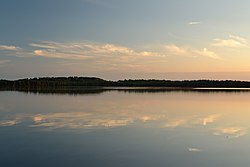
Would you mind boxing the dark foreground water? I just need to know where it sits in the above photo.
[1,89,250,167]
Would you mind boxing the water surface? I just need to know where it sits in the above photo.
[1,90,250,167]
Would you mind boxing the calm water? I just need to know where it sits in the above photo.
[1,90,250,167]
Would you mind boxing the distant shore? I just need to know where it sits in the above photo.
[2,77,250,92]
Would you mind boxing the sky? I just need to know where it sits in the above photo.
[1,0,250,80]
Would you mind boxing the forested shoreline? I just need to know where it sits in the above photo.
[1,77,250,91]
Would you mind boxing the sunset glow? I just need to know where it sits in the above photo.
[1,0,250,80]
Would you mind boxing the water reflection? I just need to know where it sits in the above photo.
[4,87,250,95]
[1,111,248,140]
[200,114,220,126]
[1,90,250,167]
[0,120,18,126]
[213,127,247,138]
[31,112,133,129]
[0,105,8,112]
[0,90,250,140]
[188,148,202,152]
[0,112,222,130]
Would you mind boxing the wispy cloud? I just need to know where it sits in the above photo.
[0,44,32,58]
[30,41,164,60]
[165,44,220,59]
[1,41,165,62]
[0,41,169,72]
[0,45,20,51]
[196,48,221,60]
[33,49,91,60]
[188,22,202,25]
[212,35,248,48]
[165,45,188,56]
[30,43,57,49]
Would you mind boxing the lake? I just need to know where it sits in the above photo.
[1,89,250,167]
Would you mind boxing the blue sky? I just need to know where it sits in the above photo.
[1,0,250,80]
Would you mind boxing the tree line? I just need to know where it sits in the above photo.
[1,77,250,91]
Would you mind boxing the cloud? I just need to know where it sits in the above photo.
[212,35,248,48]
[30,43,57,49]
[33,50,45,56]
[0,41,169,71]
[165,44,220,59]
[30,41,164,60]
[33,49,91,60]
[1,41,164,61]
[0,44,33,58]
[195,48,221,60]
[0,45,20,51]
[165,45,187,56]
[188,22,202,25]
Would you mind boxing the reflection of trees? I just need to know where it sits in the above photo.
[11,88,250,95]
[16,87,108,95]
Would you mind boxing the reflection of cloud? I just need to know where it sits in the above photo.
[31,112,134,129]
[213,127,247,138]
[164,119,186,128]
[33,115,43,122]
[0,120,18,126]
[29,110,168,129]
[139,115,165,122]
[188,148,202,152]
[200,114,220,126]
[140,116,153,122]
[164,114,221,129]
[32,118,131,129]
